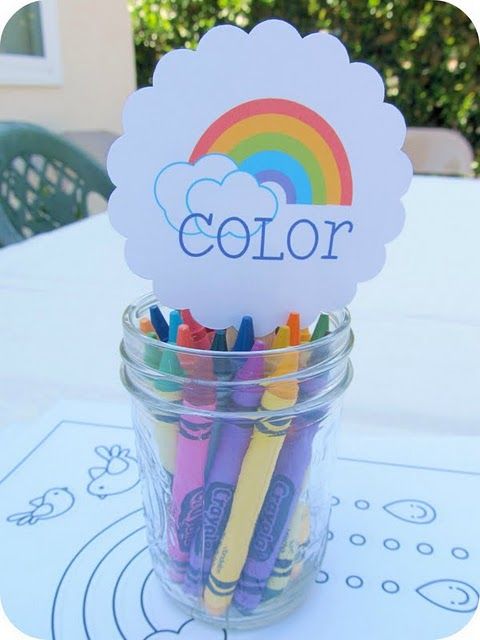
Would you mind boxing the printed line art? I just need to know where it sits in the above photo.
[87,445,140,499]
[315,570,329,584]
[382,580,400,594]
[383,499,436,525]
[354,500,370,510]
[346,576,364,589]
[416,579,479,613]
[7,487,75,526]
[383,538,401,551]
[349,534,366,546]
[51,509,227,639]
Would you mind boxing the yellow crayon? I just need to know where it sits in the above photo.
[300,328,311,343]
[264,474,309,598]
[204,348,299,615]
[152,416,178,475]
[289,505,310,582]
[266,325,290,374]
[272,325,290,349]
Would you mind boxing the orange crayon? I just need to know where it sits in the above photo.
[287,312,300,346]
[140,317,154,334]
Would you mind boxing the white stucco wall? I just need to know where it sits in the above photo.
[0,0,136,134]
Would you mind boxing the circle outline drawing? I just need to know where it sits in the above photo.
[382,580,400,594]
[315,570,329,584]
[355,500,370,510]
[383,538,400,551]
[350,534,366,546]
[346,575,364,589]
[417,543,434,556]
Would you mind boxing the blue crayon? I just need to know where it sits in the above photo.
[149,305,169,342]
[169,310,182,343]
[233,316,255,352]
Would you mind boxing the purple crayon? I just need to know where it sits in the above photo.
[232,415,318,613]
[184,340,265,594]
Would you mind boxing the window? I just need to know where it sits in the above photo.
[0,0,62,85]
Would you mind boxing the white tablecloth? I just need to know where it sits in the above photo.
[1,175,479,435]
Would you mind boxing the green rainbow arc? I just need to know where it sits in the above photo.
[227,132,327,205]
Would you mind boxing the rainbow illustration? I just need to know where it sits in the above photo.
[190,98,353,206]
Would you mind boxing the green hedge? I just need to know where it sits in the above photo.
[129,0,479,173]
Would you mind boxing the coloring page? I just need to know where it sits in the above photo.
[0,402,478,639]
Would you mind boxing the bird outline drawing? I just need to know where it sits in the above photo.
[416,579,479,613]
[7,488,75,526]
[383,499,436,524]
[87,445,140,499]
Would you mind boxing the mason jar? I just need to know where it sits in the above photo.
[120,293,353,630]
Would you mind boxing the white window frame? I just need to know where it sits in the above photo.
[0,0,62,86]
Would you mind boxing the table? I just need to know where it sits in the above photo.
[1,175,479,435]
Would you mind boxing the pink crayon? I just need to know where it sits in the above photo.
[168,351,216,582]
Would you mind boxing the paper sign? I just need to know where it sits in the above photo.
[108,19,412,334]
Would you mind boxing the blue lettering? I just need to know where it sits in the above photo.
[179,213,214,257]
[217,217,250,258]
[252,217,284,261]
[321,220,353,260]
[287,218,319,260]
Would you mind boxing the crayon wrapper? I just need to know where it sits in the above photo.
[168,377,216,582]
[232,418,317,612]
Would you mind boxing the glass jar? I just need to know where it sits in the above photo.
[120,294,353,630]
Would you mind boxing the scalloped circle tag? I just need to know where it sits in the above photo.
[108,19,412,334]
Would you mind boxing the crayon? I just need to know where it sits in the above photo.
[289,505,310,582]
[210,329,231,380]
[232,315,254,352]
[185,340,265,595]
[140,317,154,334]
[169,353,216,582]
[225,326,237,350]
[182,309,214,349]
[299,327,312,369]
[232,416,316,612]
[143,331,161,369]
[300,328,311,343]
[271,325,290,349]
[150,305,169,341]
[261,324,312,602]
[263,498,307,600]
[311,313,329,342]
[287,312,300,346]
[151,346,183,481]
[267,325,290,374]
[204,346,299,615]
[169,310,182,343]
[211,329,228,353]
[176,323,198,377]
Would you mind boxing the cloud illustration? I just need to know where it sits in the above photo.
[154,154,238,234]
[144,618,226,639]
[186,170,278,238]
[108,20,412,333]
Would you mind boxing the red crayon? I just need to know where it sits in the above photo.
[181,309,214,350]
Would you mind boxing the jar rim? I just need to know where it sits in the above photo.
[122,292,351,358]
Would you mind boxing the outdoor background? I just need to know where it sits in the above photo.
[129,0,480,173]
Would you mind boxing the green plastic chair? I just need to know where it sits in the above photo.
[0,122,114,246]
